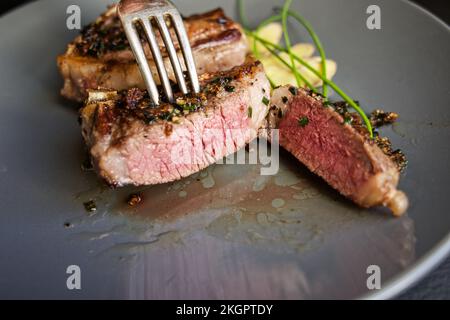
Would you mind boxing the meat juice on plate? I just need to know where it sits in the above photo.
[62,148,417,298]
[67,148,414,258]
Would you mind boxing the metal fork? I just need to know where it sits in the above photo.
[118,0,200,105]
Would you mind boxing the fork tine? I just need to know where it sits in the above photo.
[170,13,200,94]
[155,15,189,95]
[140,18,174,102]
[122,20,160,105]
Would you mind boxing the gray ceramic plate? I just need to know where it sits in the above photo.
[0,0,449,299]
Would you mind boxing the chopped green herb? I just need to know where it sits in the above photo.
[225,85,235,92]
[160,111,174,121]
[344,116,353,125]
[298,116,309,127]
[183,103,199,112]
[262,96,270,106]
[289,87,298,96]
[83,200,97,213]
[114,43,128,51]
[248,107,253,118]
[142,110,156,124]
[282,96,288,104]
[211,76,232,86]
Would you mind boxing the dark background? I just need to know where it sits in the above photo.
[1,0,449,300]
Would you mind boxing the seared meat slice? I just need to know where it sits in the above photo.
[58,6,248,102]
[266,86,408,216]
[80,59,270,187]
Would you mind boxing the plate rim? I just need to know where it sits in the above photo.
[362,0,450,300]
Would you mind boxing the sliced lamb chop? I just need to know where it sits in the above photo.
[80,58,270,187]
[266,86,408,216]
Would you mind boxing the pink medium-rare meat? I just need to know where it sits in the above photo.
[80,59,270,187]
[266,86,408,216]
[57,6,248,102]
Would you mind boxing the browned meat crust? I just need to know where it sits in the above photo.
[57,5,248,102]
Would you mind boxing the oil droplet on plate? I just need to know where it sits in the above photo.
[271,198,285,208]
[178,191,187,198]
[293,188,320,200]
[274,170,301,187]
[201,169,215,189]
[252,175,270,192]
[256,213,269,225]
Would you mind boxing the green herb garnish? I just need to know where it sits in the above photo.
[260,41,316,91]
[246,32,374,138]
[298,116,309,127]
[160,111,174,121]
[281,0,302,88]
[238,0,374,138]
[225,85,235,92]
[238,0,250,29]
[262,96,270,106]
[344,116,353,125]
[248,107,253,118]
[143,110,156,124]
[83,200,97,213]
[242,5,328,96]
[286,9,328,97]
[183,103,198,112]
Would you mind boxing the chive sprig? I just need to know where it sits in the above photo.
[238,0,374,138]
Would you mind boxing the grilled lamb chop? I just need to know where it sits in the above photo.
[80,59,270,187]
[265,86,408,216]
[58,6,248,102]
